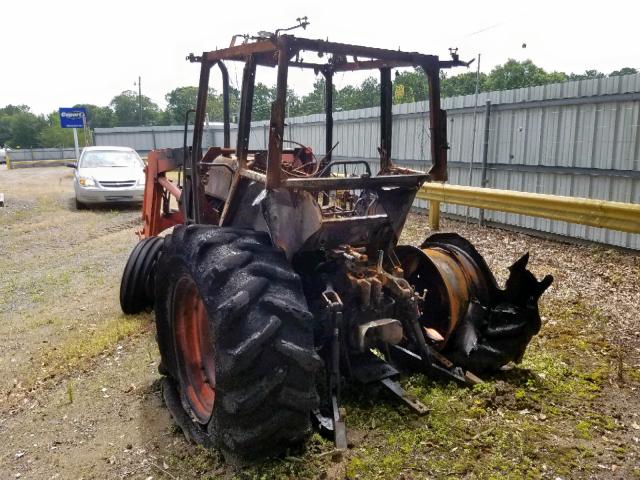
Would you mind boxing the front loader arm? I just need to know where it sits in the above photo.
[139,149,184,238]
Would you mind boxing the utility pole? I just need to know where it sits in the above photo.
[135,76,142,125]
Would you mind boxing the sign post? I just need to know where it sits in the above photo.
[59,107,87,161]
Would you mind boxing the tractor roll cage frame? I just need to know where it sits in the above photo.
[182,34,470,224]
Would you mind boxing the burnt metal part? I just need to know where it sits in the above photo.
[350,351,399,383]
[380,67,392,170]
[396,233,553,374]
[380,377,429,415]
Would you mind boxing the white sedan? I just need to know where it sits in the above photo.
[70,146,145,209]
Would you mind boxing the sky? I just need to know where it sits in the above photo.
[2,0,639,115]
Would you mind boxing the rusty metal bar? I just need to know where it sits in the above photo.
[418,184,640,234]
[157,176,182,201]
[189,61,211,223]
[428,200,441,231]
[425,65,447,182]
[266,38,290,189]
[290,36,438,69]
[201,39,276,63]
[236,55,256,166]
[324,71,334,165]
[239,168,267,183]
[282,173,426,191]
[479,100,492,225]
[218,61,231,148]
[380,67,392,170]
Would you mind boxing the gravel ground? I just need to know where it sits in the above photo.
[0,166,638,479]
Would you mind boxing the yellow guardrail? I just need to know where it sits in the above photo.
[417,183,640,234]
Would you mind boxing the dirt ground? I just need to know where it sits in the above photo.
[0,166,638,479]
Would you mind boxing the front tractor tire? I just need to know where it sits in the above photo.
[154,225,320,463]
[120,236,164,314]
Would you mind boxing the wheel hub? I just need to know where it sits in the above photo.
[173,275,216,424]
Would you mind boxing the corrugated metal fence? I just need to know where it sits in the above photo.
[94,74,640,249]
[5,147,77,168]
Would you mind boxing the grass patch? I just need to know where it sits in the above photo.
[40,313,149,375]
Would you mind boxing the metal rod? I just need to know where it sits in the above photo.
[380,67,393,170]
[138,76,142,126]
[425,65,447,182]
[466,53,481,222]
[324,71,334,168]
[190,63,211,223]
[236,55,256,165]
[218,61,231,148]
[266,38,290,189]
[479,100,492,225]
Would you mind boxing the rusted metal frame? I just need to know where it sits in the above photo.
[188,61,212,223]
[322,70,334,194]
[140,149,184,238]
[380,67,393,171]
[236,55,257,166]
[158,176,182,201]
[266,37,291,189]
[423,62,448,182]
[239,168,267,183]
[282,174,426,191]
[200,38,276,63]
[217,61,231,148]
[332,59,414,72]
[290,36,439,68]
[260,59,416,72]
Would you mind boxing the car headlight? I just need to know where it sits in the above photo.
[79,176,96,187]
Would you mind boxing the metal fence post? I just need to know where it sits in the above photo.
[429,200,441,230]
[479,100,492,226]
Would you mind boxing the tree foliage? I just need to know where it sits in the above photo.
[1,59,637,148]
[110,90,161,127]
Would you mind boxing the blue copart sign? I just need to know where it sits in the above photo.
[59,107,87,128]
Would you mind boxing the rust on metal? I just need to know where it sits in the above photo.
[173,275,216,424]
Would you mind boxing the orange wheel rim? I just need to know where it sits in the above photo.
[173,276,215,423]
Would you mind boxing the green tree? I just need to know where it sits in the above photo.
[251,83,276,121]
[73,104,114,128]
[164,86,242,125]
[484,59,566,91]
[38,112,77,148]
[393,70,429,103]
[6,111,47,148]
[164,86,200,124]
[110,90,161,126]
[441,71,487,97]
[609,67,638,77]
[567,69,606,81]
[296,78,327,116]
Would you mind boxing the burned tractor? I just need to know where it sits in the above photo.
[120,27,553,462]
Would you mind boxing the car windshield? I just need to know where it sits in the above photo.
[80,150,142,168]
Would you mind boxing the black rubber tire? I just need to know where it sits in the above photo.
[75,198,86,210]
[155,225,320,463]
[120,236,164,314]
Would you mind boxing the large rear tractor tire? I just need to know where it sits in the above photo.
[120,236,164,314]
[154,225,320,463]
